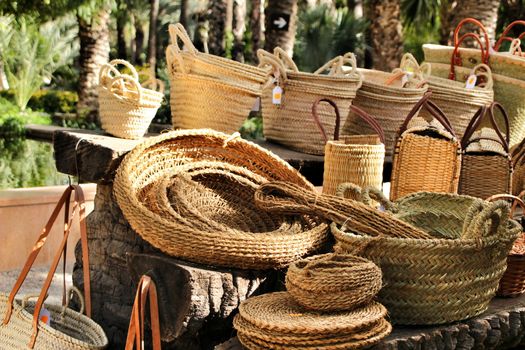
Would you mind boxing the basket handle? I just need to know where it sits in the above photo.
[452,18,490,62]
[386,53,431,85]
[336,183,396,211]
[273,47,299,72]
[462,200,510,239]
[2,185,91,349]
[449,32,489,80]
[468,63,494,89]
[109,74,142,104]
[508,38,525,56]
[461,103,509,152]
[494,20,525,51]
[257,49,287,81]
[168,23,198,54]
[486,194,525,218]
[348,105,385,144]
[125,275,161,350]
[311,98,341,143]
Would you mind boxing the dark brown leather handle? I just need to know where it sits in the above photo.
[461,103,509,152]
[449,32,488,80]
[452,18,490,69]
[348,105,386,144]
[425,100,457,137]
[490,102,511,153]
[312,98,341,142]
[494,20,525,51]
[398,91,432,134]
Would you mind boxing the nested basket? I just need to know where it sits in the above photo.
[332,188,521,325]
[512,139,525,195]
[257,49,362,155]
[459,102,513,199]
[113,129,329,270]
[390,93,461,200]
[98,59,164,140]
[285,253,382,312]
[312,98,385,197]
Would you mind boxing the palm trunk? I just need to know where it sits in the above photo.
[116,14,127,59]
[264,0,298,57]
[364,0,403,71]
[77,9,110,124]
[208,0,232,56]
[248,0,264,63]
[180,0,189,28]
[134,21,145,65]
[148,0,159,70]
[232,0,246,62]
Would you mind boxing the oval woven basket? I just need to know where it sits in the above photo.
[285,253,382,312]
[332,189,521,325]
[113,130,329,270]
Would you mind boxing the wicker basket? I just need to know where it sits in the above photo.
[285,253,382,312]
[512,139,525,195]
[459,102,513,199]
[113,130,329,270]
[98,59,163,140]
[233,292,391,350]
[332,189,521,325]
[390,93,461,200]
[258,49,362,155]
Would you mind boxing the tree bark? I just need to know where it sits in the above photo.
[179,0,188,28]
[77,9,110,124]
[116,14,127,60]
[248,0,264,63]
[208,0,230,56]
[264,0,298,57]
[148,0,159,70]
[364,0,403,71]
[232,0,246,62]
[134,20,145,65]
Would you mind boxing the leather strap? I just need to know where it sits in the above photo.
[494,20,525,51]
[348,105,386,144]
[452,18,490,67]
[461,103,509,152]
[311,98,341,142]
[449,32,488,80]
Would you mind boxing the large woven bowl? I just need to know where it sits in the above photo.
[114,130,329,270]
[333,191,521,325]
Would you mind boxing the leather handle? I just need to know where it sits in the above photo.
[425,100,457,136]
[312,98,341,143]
[449,32,488,80]
[494,20,525,51]
[461,103,509,152]
[490,102,510,153]
[348,105,386,144]
[452,18,490,63]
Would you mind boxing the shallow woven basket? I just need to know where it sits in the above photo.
[113,129,329,270]
[285,253,382,312]
[333,189,521,325]
[258,50,362,155]
[98,60,163,140]
[233,292,391,350]
[390,93,461,200]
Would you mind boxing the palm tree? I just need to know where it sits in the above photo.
[264,0,299,56]
[208,0,233,55]
[148,0,160,70]
[248,0,264,62]
[232,0,246,62]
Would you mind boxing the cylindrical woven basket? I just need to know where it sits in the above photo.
[258,49,362,155]
[458,103,513,199]
[332,189,521,325]
[113,130,329,270]
[285,253,382,312]
[390,93,461,200]
[98,60,164,140]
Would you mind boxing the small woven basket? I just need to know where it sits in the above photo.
[459,102,513,199]
[98,59,163,140]
[390,93,461,200]
[258,49,362,155]
[285,253,382,312]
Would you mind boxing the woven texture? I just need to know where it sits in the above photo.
[285,253,382,312]
[512,141,525,195]
[333,190,521,325]
[234,292,391,350]
[113,130,329,270]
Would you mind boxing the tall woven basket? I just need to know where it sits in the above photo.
[312,98,385,197]
[258,49,362,155]
[390,93,461,200]
[458,103,513,199]
[333,189,521,325]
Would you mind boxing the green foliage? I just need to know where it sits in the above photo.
[240,113,263,140]
[0,97,52,127]
[28,90,78,114]
[0,0,85,19]
[401,0,440,29]
[403,25,440,63]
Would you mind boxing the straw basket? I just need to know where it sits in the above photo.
[0,185,108,349]
[113,130,329,270]
[285,253,382,312]
[459,103,513,199]
[312,98,385,197]
[98,59,163,140]
[512,139,525,195]
[342,54,428,157]
[234,292,391,350]
[332,189,521,325]
[390,93,461,200]
[258,49,362,155]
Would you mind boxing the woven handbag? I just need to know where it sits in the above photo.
[98,59,164,140]
[458,102,513,198]
[0,185,108,349]
[390,93,461,200]
[257,49,362,155]
[125,275,161,349]
[311,98,385,197]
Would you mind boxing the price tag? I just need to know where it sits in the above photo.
[272,86,283,105]
[39,307,51,326]
[465,74,477,89]
[401,72,413,86]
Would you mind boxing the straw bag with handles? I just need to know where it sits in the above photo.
[166,24,268,133]
[0,185,108,349]
[311,98,385,197]
[257,49,362,155]
[390,92,461,200]
[98,59,164,140]
[125,275,161,349]
[458,102,513,199]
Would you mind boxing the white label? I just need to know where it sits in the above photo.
[465,74,477,89]
[272,86,283,105]
[401,71,413,86]
[39,307,51,325]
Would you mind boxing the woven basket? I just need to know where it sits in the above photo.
[512,139,525,195]
[459,103,513,199]
[342,54,429,157]
[234,292,391,350]
[332,189,521,325]
[390,93,461,200]
[258,49,362,155]
[113,130,329,270]
[285,253,382,312]
[98,59,163,140]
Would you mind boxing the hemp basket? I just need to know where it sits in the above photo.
[257,49,362,155]
[113,130,329,270]
[98,60,164,140]
[390,93,461,200]
[459,103,513,199]
[332,188,521,325]
[512,139,525,195]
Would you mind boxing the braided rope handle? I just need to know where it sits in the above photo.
[273,47,299,72]
[508,38,525,57]
[108,74,142,104]
[257,49,288,81]
[166,23,199,74]
[386,53,430,86]
[99,59,140,88]
[315,52,361,80]
[462,200,510,240]
[494,20,525,51]
[469,63,494,89]
[335,183,396,212]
